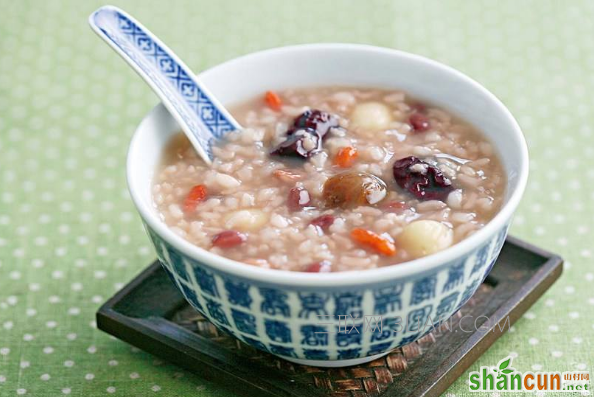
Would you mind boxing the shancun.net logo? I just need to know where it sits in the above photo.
[469,356,590,393]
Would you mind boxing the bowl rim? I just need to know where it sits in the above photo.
[127,43,529,287]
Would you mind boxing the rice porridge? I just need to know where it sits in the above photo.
[152,87,506,272]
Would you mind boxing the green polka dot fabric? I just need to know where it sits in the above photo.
[0,0,592,395]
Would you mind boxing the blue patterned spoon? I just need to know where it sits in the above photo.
[89,5,241,164]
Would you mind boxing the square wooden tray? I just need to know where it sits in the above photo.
[97,236,562,397]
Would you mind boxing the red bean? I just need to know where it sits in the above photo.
[288,187,311,211]
[310,215,335,231]
[409,112,430,132]
[304,261,332,273]
[212,230,246,248]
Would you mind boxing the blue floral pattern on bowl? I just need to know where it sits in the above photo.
[89,6,239,161]
[145,222,509,363]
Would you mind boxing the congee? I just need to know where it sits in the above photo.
[152,87,505,272]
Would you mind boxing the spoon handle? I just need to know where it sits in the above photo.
[89,5,241,163]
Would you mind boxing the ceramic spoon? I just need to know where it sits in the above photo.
[89,5,241,164]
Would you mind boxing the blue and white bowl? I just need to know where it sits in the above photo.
[127,44,528,367]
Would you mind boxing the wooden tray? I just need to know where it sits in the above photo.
[97,236,562,397]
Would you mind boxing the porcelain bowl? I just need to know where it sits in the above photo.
[127,44,528,367]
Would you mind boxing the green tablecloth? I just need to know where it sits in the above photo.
[1,0,592,395]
